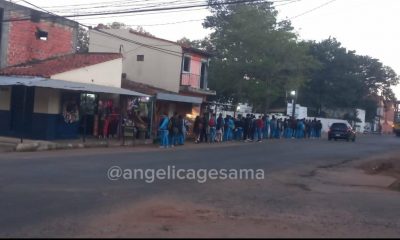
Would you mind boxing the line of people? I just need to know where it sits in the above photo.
[158,112,323,148]
[193,113,323,144]
[158,112,189,148]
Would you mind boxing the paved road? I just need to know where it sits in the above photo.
[0,135,399,237]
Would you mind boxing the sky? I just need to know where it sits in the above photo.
[13,0,400,98]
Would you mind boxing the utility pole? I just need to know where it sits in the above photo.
[290,90,297,119]
[20,86,28,143]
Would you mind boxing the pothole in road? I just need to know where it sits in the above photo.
[359,157,400,192]
[300,170,317,178]
[285,183,312,192]
[300,158,358,179]
[388,180,400,191]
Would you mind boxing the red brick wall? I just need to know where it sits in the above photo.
[7,13,75,66]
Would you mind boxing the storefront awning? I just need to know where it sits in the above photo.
[0,76,149,97]
[156,92,203,104]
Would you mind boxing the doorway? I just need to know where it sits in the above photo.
[10,86,35,137]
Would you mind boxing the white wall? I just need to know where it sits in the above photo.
[0,86,11,110]
[51,58,122,88]
[89,29,183,93]
[306,117,350,133]
[354,109,366,133]
[287,103,308,119]
[33,87,61,114]
[237,103,253,114]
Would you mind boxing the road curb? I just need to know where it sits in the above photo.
[16,142,40,152]
[14,139,154,152]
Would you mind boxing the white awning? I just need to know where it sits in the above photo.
[156,92,203,104]
[0,76,149,97]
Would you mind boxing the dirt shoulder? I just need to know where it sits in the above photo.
[358,153,400,191]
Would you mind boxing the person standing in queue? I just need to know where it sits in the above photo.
[159,113,170,148]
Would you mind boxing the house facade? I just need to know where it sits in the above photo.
[0,53,142,140]
[89,29,216,137]
[89,29,182,93]
[0,1,149,140]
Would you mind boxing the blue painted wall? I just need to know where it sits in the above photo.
[0,110,11,136]
[0,111,80,140]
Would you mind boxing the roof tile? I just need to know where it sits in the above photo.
[0,53,122,78]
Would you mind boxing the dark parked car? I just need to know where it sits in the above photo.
[328,123,356,142]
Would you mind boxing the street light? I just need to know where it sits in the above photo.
[290,90,297,119]
[234,106,241,118]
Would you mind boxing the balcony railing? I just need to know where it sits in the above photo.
[181,73,201,89]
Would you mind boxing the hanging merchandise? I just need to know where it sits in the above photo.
[126,97,137,111]
[62,99,80,124]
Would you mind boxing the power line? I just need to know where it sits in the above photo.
[80,0,301,27]
[2,0,270,22]
[41,0,289,10]
[12,0,324,62]
[48,0,207,15]
[289,0,337,20]
[7,0,300,23]
[42,0,159,9]
[17,0,50,14]
[72,7,209,22]
[274,0,302,7]
[82,19,204,27]
[17,0,206,60]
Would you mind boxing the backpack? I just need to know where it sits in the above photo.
[168,118,173,130]
[224,119,229,129]
[217,117,223,129]
[209,118,216,127]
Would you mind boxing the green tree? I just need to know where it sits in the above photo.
[299,38,399,121]
[176,37,214,52]
[77,26,89,53]
[204,0,317,112]
[343,109,362,128]
[130,26,154,37]
[96,22,154,37]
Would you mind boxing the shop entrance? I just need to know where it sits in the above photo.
[80,93,98,137]
[9,86,34,137]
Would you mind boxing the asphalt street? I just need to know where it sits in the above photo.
[0,134,399,237]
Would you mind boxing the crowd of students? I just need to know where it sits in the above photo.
[158,112,323,148]
[158,112,189,148]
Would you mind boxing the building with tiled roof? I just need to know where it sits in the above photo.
[0,53,122,78]
[0,51,140,140]
[89,29,216,138]
[0,0,148,141]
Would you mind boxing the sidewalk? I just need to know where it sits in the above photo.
[0,137,26,152]
[0,136,154,153]
[0,133,338,153]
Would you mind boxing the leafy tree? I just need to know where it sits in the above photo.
[343,109,362,128]
[204,0,317,112]
[109,22,127,29]
[130,26,154,37]
[356,55,398,101]
[95,22,154,37]
[299,38,399,121]
[176,37,214,52]
[76,26,89,53]
[176,37,193,46]
[96,21,128,29]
